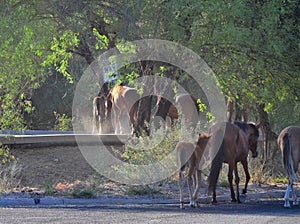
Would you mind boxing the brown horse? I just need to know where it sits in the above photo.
[175,94,199,126]
[107,85,179,135]
[277,126,300,208]
[107,84,139,134]
[92,96,105,134]
[207,121,259,203]
[176,133,210,208]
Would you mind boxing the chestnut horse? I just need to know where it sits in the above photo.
[277,126,300,208]
[107,85,139,134]
[176,133,210,208]
[207,121,259,203]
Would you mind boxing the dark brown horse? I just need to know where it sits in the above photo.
[92,96,106,134]
[277,126,300,208]
[92,82,112,134]
[207,121,259,203]
[176,133,210,208]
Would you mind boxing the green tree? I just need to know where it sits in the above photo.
[0,1,54,129]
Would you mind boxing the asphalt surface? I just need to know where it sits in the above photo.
[0,199,299,224]
[0,194,299,224]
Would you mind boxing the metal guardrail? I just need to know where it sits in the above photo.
[0,132,129,147]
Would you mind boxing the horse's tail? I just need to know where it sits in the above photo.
[207,140,224,195]
[282,133,298,183]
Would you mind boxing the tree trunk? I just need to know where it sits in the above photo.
[258,104,278,162]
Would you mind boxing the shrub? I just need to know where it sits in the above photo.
[71,188,96,198]
[54,112,72,131]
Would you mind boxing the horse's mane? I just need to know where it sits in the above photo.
[234,121,247,131]
[234,121,259,137]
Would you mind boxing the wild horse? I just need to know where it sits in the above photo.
[207,121,259,203]
[176,133,210,208]
[277,126,300,208]
[175,94,199,127]
[92,82,112,134]
[107,84,139,134]
[106,84,180,135]
[96,84,200,135]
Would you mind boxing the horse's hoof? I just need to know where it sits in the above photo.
[190,201,196,208]
[293,201,299,206]
[211,200,217,205]
[284,201,291,208]
[242,189,247,194]
[180,203,185,209]
[239,194,246,203]
[231,198,237,203]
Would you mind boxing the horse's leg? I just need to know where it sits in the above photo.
[178,170,185,209]
[211,188,217,204]
[241,160,250,194]
[233,164,241,203]
[292,162,299,206]
[92,103,97,134]
[284,182,292,208]
[291,183,299,206]
[98,112,103,134]
[192,169,202,207]
[119,110,124,134]
[187,170,196,208]
[113,106,120,134]
[228,164,236,202]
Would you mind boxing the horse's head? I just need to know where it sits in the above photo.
[196,133,211,150]
[247,123,259,158]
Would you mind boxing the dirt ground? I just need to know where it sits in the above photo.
[11,145,103,187]
[6,144,299,202]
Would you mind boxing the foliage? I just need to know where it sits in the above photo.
[122,123,182,166]
[0,144,15,164]
[0,1,54,130]
[42,177,56,195]
[124,185,161,196]
[53,112,72,131]
[71,188,96,198]
[0,0,299,163]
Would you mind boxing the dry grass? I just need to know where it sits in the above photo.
[0,161,22,193]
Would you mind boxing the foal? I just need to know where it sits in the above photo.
[176,133,210,208]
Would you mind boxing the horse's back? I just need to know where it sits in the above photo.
[209,122,249,160]
[111,85,139,109]
[278,126,300,141]
[176,142,196,169]
[209,122,239,145]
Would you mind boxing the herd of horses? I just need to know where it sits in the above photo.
[92,84,198,135]
[92,84,299,208]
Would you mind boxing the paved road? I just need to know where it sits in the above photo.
[0,200,299,224]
